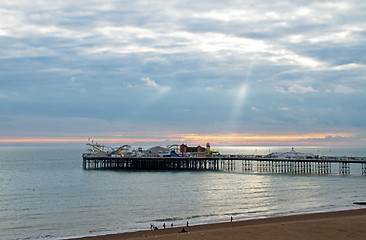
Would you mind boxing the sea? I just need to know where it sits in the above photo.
[1,146,366,240]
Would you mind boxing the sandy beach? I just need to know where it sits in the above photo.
[67,208,366,240]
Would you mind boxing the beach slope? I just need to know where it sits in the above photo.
[68,208,366,240]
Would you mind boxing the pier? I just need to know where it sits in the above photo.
[82,154,366,175]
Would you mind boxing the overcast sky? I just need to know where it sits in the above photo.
[1,0,365,146]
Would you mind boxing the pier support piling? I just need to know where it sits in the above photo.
[339,162,350,175]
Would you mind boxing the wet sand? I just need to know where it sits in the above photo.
[67,208,366,240]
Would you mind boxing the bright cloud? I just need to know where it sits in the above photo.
[141,77,159,88]
[334,84,363,94]
[276,84,319,94]
[288,84,319,93]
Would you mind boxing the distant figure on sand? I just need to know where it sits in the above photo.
[163,223,166,229]
[171,223,174,228]
[231,216,233,222]
[187,221,189,227]
[180,228,187,233]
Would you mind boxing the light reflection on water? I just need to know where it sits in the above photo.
[0,146,365,240]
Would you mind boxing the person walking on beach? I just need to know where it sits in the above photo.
[163,223,166,229]
[231,216,233,222]
[186,221,189,227]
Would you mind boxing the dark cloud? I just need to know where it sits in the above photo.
[303,135,357,143]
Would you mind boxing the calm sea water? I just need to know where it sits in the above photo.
[0,146,366,240]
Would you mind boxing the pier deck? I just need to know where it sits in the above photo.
[83,155,366,175]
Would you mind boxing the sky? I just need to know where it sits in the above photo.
[0,0,366,146]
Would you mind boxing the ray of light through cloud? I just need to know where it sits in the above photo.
[229,83,249,131]
[140,77,171,104]
[228,60,253,132]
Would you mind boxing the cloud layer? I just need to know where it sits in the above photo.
[1,0,366,146]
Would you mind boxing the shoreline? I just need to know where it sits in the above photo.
[65,208,366,240]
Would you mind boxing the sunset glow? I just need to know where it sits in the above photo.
[0,132,358,147]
